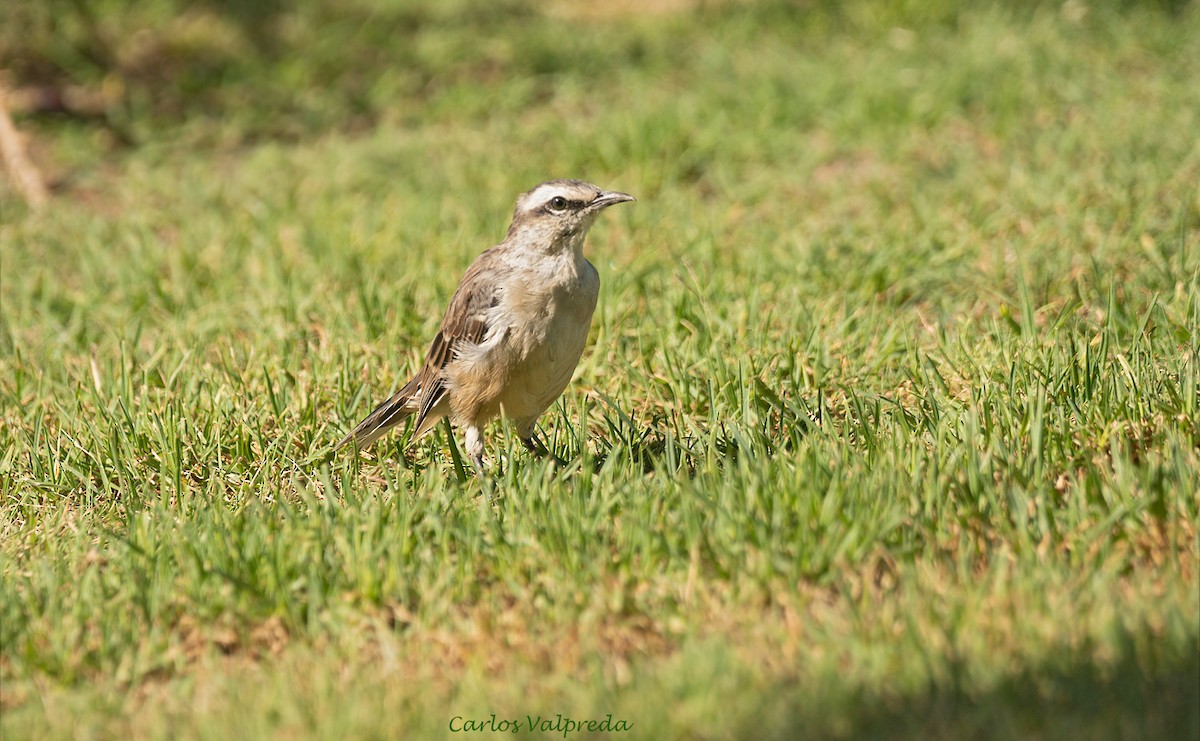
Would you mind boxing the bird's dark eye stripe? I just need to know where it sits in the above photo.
[544,196,582,212]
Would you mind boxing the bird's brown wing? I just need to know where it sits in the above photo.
[411,254,502,435]
[337,248,502,449]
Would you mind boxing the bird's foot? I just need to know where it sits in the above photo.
[521,436,568,467]
[521,436,546,456]
[462,425,489,477]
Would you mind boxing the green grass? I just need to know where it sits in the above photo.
[2,0,1198,738]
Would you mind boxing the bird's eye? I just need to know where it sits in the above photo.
[549,196,568,211]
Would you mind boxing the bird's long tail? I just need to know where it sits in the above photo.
[336,378,421,450]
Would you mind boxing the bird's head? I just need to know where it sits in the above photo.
[506,179,635,253]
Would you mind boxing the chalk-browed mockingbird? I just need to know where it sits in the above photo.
[337,179,635,471]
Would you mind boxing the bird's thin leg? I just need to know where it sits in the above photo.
[521,432,567,467]
[521,436,547,456]
[464,425,486,474]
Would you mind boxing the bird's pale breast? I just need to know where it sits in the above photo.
[447,255,599,426]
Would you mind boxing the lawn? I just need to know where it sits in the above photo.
[1,0,1198,738]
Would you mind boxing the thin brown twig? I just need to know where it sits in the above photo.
[0,85,49,210]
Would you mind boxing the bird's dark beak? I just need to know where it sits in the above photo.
[589,190,636,211]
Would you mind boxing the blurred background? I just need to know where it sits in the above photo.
[5,0,1191,201]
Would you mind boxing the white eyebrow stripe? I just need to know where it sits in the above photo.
[530,187,571,205]
[528,187,595,212]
